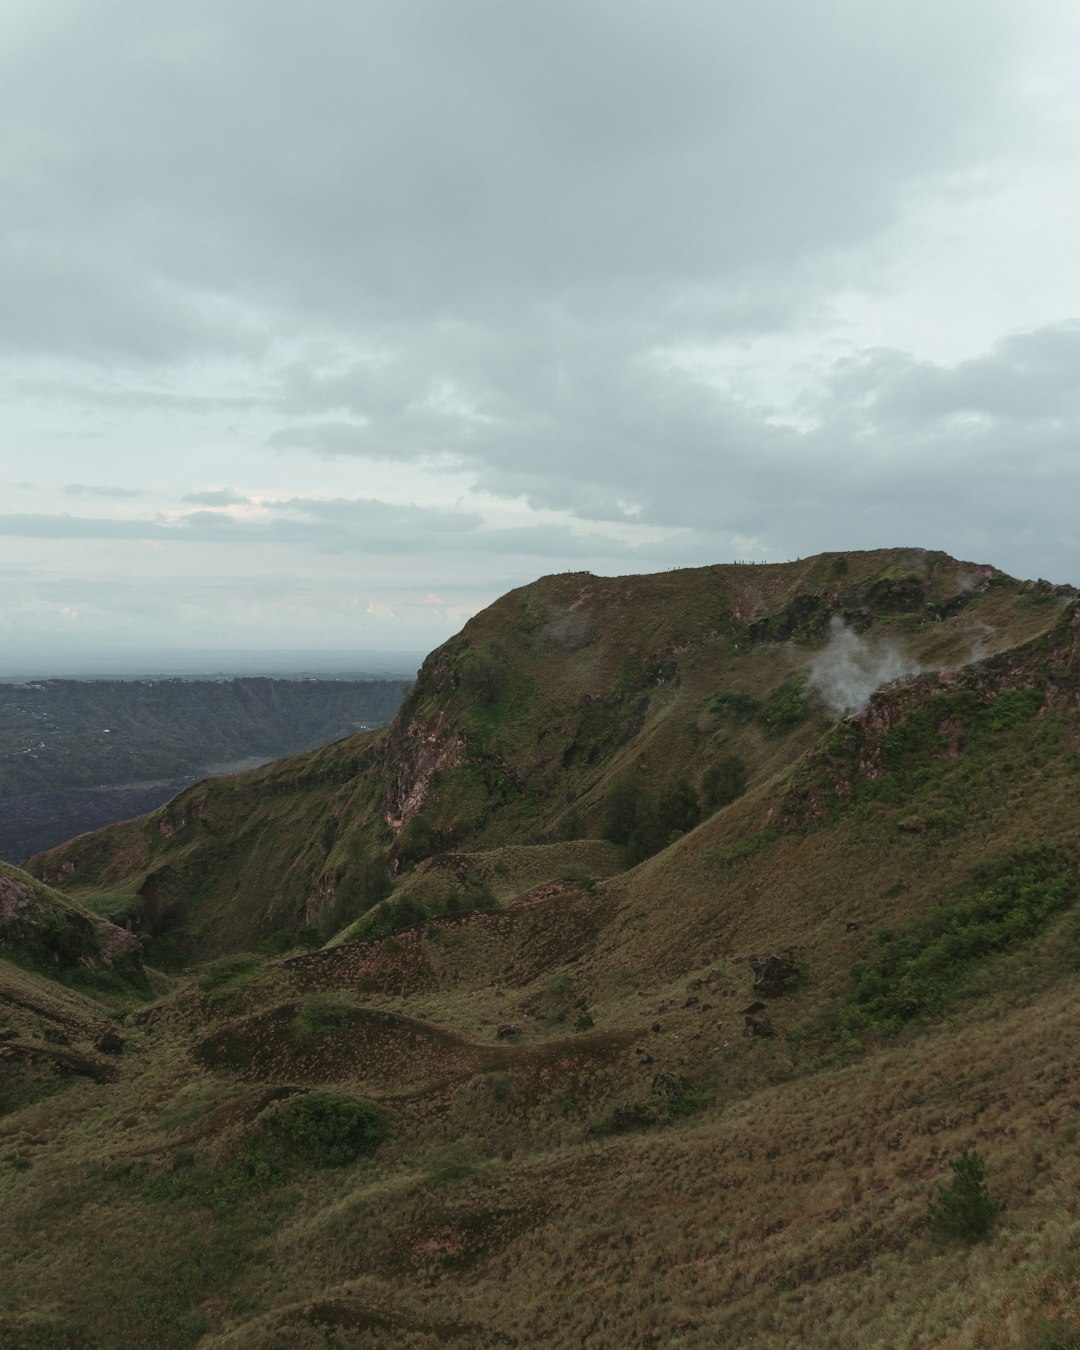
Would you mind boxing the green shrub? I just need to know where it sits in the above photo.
[847,848,1076,1033]
[603,774,701,864]
[759,672,809,732]
[573,1008,595,1032]
[701,754,749,811]
[459,642,506,706]
[264,1092,386,1167]
[927,1149,996,1241]
[294,997,351,1038]
[197,954,259,995]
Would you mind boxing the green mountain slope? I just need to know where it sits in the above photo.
[3,549,1079,1348]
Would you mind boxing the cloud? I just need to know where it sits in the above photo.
[2,0,1080,664]
[0,1,1021,362]
[63,483,143,499]
[181,487,251,506]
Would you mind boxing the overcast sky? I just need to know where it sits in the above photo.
[3,1,1080,670]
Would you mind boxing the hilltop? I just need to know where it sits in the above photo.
[2,549,1079,1348]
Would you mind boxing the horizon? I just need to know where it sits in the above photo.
[0,645,426,682]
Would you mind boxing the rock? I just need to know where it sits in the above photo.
[683,996,699,1008]
[750,952,798,997]
[740,1001,767,1015]
[495,1024,521,1040]
[650,1022,662,1033]
[96,1030,125,1055]
[743,1015,774,1038]
[846,921,859,932]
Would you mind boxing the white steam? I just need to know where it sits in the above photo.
[806,617,922,719]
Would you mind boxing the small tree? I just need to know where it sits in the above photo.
[927,1149,996,1241]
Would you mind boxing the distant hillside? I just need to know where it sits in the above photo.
[0,676,407,863]
[6,550,1080,1349]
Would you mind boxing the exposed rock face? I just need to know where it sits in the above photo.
[744,1015,775,1038]
[383,710,466,835]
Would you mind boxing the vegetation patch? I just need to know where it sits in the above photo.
[846,847,1077,1034]
[602,773,702,864]
[263,1091,387,1167]
[293,996,352,1038]
[927,1148,997,1241]
[708,672,810,735]
[196,953,261,1001]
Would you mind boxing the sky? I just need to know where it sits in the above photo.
[3,1,1080,672]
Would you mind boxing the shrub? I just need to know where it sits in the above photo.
[848,848,1076,1032]
[604,774,701,864]
[264,1092,386,1167]
[702,754,749,811]
[927,1149,996,1241]
[294,997,351,1038]
[459,643,506,706]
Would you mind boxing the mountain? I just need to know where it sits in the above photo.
[2,549,1079,1348]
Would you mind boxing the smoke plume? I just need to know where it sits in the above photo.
[806,617,922,719]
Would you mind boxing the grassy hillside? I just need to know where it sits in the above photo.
[3,550,1079,1347]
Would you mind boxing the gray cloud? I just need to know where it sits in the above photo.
[0,1,1019,361]
[181,488,251,506]
[63,483,143,499]
[2,1,1078,663]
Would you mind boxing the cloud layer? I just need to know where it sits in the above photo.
[2,1,1079,663]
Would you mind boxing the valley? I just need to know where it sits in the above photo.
[0,677,408,864]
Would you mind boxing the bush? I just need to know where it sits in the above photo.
[294,997,351,1038]
[264,1092,386,1167]
[603,774,701,864]
[459,643,506,706]
[701,754,749,811]
[927,1149,996,1241]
